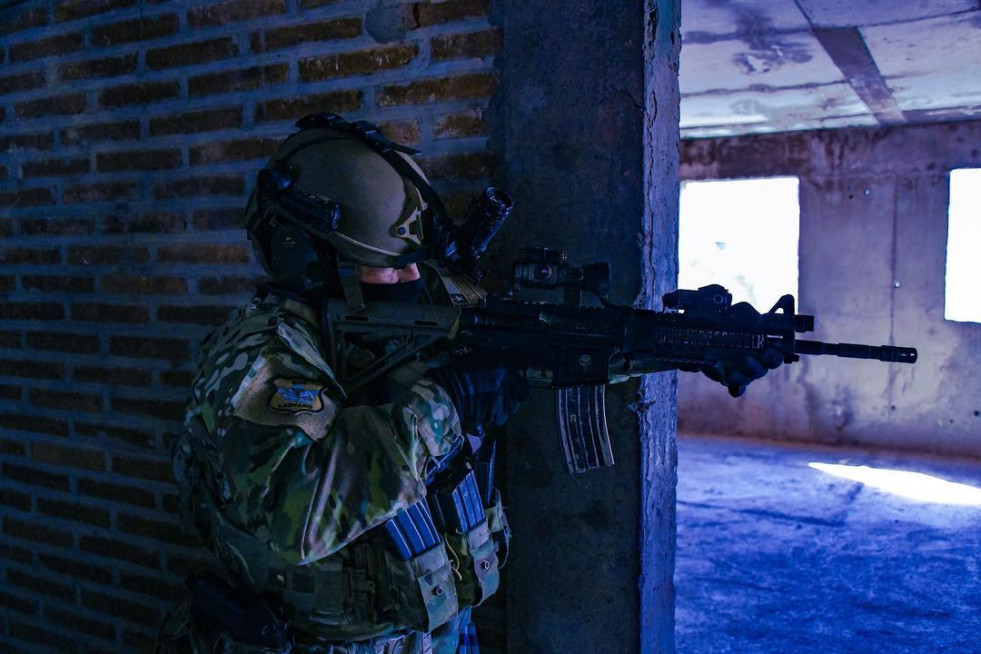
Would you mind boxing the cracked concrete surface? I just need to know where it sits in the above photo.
[676,434,981,653]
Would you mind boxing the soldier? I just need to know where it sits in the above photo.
[159,113,779,653]
[160,114,524,653]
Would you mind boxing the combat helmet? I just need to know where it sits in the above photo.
[246,113,450,298]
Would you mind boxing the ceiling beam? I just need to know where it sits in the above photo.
[812,27,906,126]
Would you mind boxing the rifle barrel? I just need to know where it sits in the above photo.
[795,339,917,364]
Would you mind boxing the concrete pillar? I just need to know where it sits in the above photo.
[492,1,681,651]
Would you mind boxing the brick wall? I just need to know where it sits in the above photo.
[0,0,501,651]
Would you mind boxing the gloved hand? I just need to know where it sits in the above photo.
[696,301,785,397]
[699,346,784,397]
[425,355,530,429]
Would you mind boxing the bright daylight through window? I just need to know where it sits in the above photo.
[945,168,981,323]
[679,177,800,310]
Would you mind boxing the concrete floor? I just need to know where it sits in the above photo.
[676,434,981,654]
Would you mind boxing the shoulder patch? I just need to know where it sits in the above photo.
[231,360,338,441]
[270,379,326,413]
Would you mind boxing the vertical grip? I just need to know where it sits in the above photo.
[556,385,614,474]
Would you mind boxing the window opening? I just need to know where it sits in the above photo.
[945,169,981,323]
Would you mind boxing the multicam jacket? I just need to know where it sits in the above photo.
[175,292,503,651]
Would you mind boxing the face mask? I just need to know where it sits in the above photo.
[361,277,423,304]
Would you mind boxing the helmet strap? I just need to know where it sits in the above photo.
[336,259,366,312]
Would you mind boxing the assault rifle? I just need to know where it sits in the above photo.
[324,244,917,474]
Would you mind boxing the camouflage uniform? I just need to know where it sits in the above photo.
[167,291,505,653]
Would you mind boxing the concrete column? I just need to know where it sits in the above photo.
[492,1,680,651]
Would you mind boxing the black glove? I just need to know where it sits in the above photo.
[425,355,530,429]
[697,301,785,397]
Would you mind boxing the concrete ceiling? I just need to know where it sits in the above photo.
[680,0,981,138]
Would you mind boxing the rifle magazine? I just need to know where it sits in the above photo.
[556,385,614,474]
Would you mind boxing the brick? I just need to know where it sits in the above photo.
[189,64,288,97]
[99,80,180,108]
[0,437,26,456]
[153,175,244,199]
[0,482,30,509]
[56,0,137,22]
[80,538,160,569]
[110,335,189,360]
[0,303,65,321]
[189,137,281,165]
[0,589,38,616]
[0,383,22,399]
[161,370,194,387]
[78,477,155,507]
[26,332,101,354]
[62,119,140,146]
[102,275,187,295]
[21,157,90,177]
[112,453,174,482]
[3,517,73,548]
[1,542,36,565]
[59,53,138,82]
[9,32,84,62]
[419,151,494,180]
[299,44,418,82]
[413,0,489,27]
[252,16,362,53]
[0,132,54,150]
[29,387,103,412]
[21,275,94,293]
[378,72,498,106]
[159,305,233,325]
[44,605,116,640]
[188,0,287,28]
[75,418,154,447]
[112,396,185,421]
[0,359,66,380]
[97,148,182,172]
[378,120,422,145]
[72,302,151,323]
[9,621,79,651]
[0,6,49,37]
[63,181,141,204]
[0,71,47,94]
[0,412,70,437]
[31,440,106,471]
[0,221,11,239]
[0,246,60,264]
[158,244,250,263]
[118,513,188,545]
[32,440,107,469]
[255,90,362,123]
[15,92,87,118]
[40,553,114,584]
[146,37,239,70]
[0,187,55,208]
[20,218,93,238]
[431,27,500,60]
[149,107,242,136]
[9,619,77,654]
[199,276,257,295]
[74,365,153,387]
[83,590,162,629]
[37,497,111,527]
[192,207,246,231]
[68,245,150,265]
[104,211,186,234]
[434,108,487,138]
[92,14,179,46]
